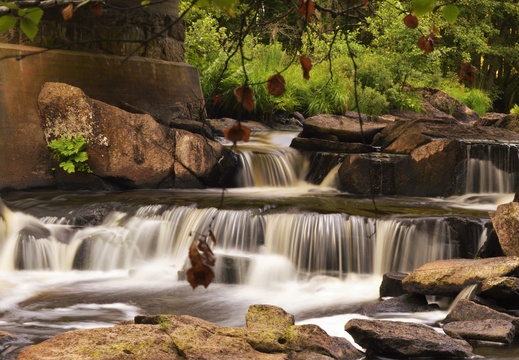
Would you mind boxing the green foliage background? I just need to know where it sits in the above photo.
[181,0,516,121]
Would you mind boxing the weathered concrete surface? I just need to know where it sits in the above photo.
[0,43,203,191]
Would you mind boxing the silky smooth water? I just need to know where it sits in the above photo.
[1,132,518,359]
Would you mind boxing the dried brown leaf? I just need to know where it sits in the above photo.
[90,3,103,16]
[197,239,216,267]
[460,62,477,83]
[62,3,74,21]
[298,0,315,21]
[403,14,419,29]
[267,74,286,97]
[186,264,215,289]
[224,123,251,145]
[300,55,312,80]
[234,85,255,112]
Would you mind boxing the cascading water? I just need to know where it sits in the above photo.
[0,131,512,359]
[1,205,459,277]
[464,142,519,194]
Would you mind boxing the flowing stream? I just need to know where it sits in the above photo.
[1,131,518,359]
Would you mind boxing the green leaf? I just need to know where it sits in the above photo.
[412,0,435,16]
[196,0,237,16]
[0,15,17,33]
[19,17,38,41]
[442,4,459,24]
[76,0,92,9]
[60,161,76,174]
[0,2,20,10]
[72,152,89,163]
[21,7,43,25]
[141,0,150,5]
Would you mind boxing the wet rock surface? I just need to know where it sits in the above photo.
[344,318,474,358]
[443,319,515,344]
[402,257,519,295]
[17,305,362,360]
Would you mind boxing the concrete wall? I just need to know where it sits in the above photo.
[0,43,203,191]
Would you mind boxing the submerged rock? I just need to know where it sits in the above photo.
[344,318,474,358]
[402,257,519,295]
[17,305,362,360]
[359,294,431,316]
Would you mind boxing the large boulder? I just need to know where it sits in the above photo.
[337,117,519,196]
[402,257,519,295]
[344,318,474,358]
[373,118,519,153]
[17,305,362,360]
[490,202,519,256]
[0,43,204,192]
[418,88,480,124]
[38,82,231,189]
[298,113,387,143]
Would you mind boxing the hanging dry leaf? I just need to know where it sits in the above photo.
[186,238,216,289]
[62,3,74,21]
[417,33,436,54]
[186,264,215,289]
[300,55,312,80]
[460,62,477,83]
[197,239,216,267]
[267,74,286,97]
[224,122,251,145]
[90,3,103,16]
[213,93,223,105]
[298,0,315,21]
[234,85,255,112]
[403,14,419,29]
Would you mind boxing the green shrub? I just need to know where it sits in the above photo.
[386,87,425,112]
[441,84,493,116]
[353,86,389,115]
[511,104,519,114]
[48,135,92,174]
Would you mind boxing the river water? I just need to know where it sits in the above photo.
[1,131,519,359]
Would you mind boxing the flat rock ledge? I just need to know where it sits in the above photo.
[17,304,362,360]
[402,256,519,295]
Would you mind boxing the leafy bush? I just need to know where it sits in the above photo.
[48,135,92,174]
[511,104,519,114]
[441,83,493,115]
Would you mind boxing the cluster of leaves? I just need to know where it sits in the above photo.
[184,0,502,120]
[47,134,92,174]
[186,230,217,289]
[0,2,43,41]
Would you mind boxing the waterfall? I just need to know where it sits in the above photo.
[465,143,519,193]
[236,148,309,187]
[0,202,464,279]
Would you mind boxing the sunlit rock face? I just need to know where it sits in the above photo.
[38,82,229,189]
